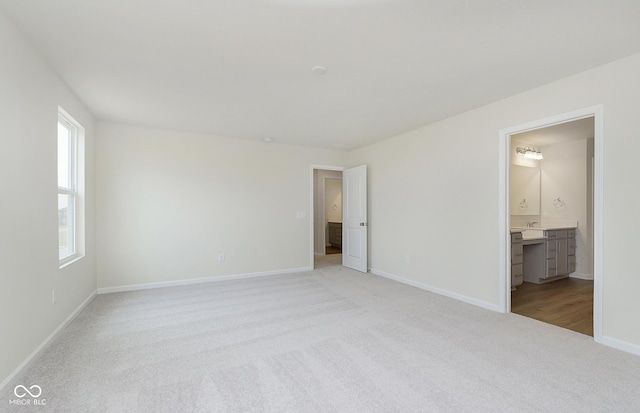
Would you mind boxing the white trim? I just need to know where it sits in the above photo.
[97,266,312,294]
[498,124,510,314]
[498,105,604,344]
[371,268,502,313]
[58,106,86,267]
[592,106,604,342]
[309,165,346,269]
[0,290,97,397]
[569,272,594,280]
[600,336,640,356]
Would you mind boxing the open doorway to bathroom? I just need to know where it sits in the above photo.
[508,117,595,336]
[311,167,344,269]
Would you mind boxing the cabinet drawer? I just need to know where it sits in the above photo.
[545,241,556,258]
[556,230,568,239]
[512,264,523,277]
[512,253,523,265]
[513,274,523,286]
[512,242,523,264]
[512,243,523,256]
[546,230,557,240]
[545,259,557,278]
[511,233,523,243]
[567,229,576,238]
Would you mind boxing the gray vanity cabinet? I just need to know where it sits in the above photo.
[543,229,576,279]
[520,227,577,284]
[511,232,524,288]
[328,222,342,248]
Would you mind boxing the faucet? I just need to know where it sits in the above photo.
[526,221,538,228]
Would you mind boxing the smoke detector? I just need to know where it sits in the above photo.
[311,66,327,75]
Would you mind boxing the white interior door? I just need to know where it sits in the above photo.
[343,165,367,272]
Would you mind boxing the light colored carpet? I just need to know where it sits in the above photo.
[3,259,640,412]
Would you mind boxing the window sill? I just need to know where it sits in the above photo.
[59,254,84,269]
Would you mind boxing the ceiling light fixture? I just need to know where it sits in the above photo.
[311,65,327,75]
[516,146,543,160]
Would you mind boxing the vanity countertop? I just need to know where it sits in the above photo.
[511,225,577,231]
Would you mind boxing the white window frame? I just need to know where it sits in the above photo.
[58,107,84,267]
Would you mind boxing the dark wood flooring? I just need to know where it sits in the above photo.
[325,246,341,255]
[511,278,594,336]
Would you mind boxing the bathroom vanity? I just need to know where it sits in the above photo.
[328,222,342,248]
[510,227,576,287]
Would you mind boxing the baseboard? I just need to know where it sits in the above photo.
[97,266,313,294]
[599,336,640,356]
[370,268,502,313]
[569,272,594,280]
[314,252,325,257]
[0,290,97,398]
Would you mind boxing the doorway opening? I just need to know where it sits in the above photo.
[509,117,594,336]
[498,106,603,342]
[310,165,345,269]
[310,164,368,272]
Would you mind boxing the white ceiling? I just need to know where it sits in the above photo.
[2,0,640,149]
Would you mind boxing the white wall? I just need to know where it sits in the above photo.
[350,52,640,349]
[0,11,96,389]
[540,139,591,279]
[96,123,346,288]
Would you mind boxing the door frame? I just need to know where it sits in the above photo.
[310,165,346,268]
[498,105,604,343]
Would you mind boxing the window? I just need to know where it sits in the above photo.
[58,108,84,264]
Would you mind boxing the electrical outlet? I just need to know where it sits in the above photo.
[52,289,57,305]
[218,253,225,262]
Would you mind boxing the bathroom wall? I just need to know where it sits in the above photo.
[510,136,593,279]
[510,139,541,226]
[325,178,343,224]
[541,138,592,279]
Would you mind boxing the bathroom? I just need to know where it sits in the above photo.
[509,117,595,335]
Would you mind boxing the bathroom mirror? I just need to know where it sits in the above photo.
[510,165,540,216]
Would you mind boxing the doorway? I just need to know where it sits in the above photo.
[498,106,603,342]
[508,117,595,335]
[310,164,368,272]
[310,165,345,269]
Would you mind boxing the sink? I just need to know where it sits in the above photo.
[521,229,545,240]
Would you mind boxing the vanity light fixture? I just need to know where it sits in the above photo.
[516,146,543,160]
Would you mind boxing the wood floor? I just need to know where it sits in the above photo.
[326,245,341,255]
[511,278,594,336]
